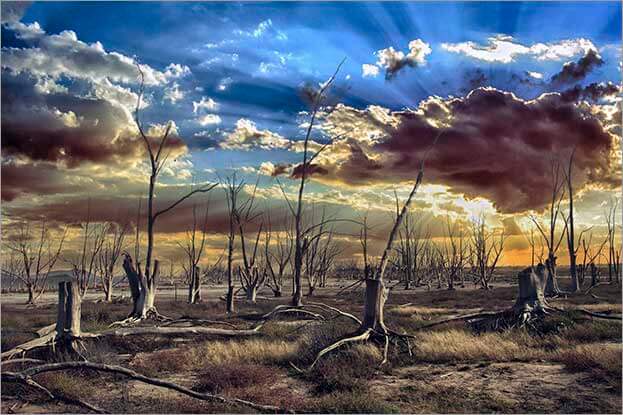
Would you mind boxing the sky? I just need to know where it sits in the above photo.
[1,1,621,268]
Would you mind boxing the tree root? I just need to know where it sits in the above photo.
[2,361,291,413]
[109,307,171,328]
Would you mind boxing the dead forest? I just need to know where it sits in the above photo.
[1,62,622,414]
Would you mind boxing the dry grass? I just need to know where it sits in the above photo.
[554,344,622,377]
[414,329,546,363]
[130,338,299,376]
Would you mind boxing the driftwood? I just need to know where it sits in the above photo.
[1,361,290,413]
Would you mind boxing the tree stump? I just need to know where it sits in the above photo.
[54,277,81,353]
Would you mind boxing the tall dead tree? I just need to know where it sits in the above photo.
[440,217,467,290]
[605,197,621,284]
[69,206,108,299]
[531,159,566,296]
[578,232,607,288]
[223,175,244,313]
[469,215,505,290]
[289,60,345,307]
[396,212,430,289]
[562,148,580,292]
[180,202,210,304]
[120,64,217,321]
[235,180,266,303]
[97,221,129,302]
[6,220,67,304]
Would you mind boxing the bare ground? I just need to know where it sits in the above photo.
[1,274,621,414]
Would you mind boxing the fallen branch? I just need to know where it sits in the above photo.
[2,371,105,413]
[160,318,238,329]
[2,361,290,413]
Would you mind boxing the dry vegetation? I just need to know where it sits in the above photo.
[1,276,621,414]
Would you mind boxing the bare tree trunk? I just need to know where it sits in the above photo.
[26,283,34,305]
[55,280,81,353]
[194,266,201,303]
[545,254,560,296]
[105,272,113,303]
[361,279,387,331]
[246,285,257,302]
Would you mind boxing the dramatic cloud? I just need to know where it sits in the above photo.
[1,70,186,168]
[220,119,291,150]
[560,82,620,103]
[306,88,618,213]
[442,35,596,63]
[2,22,182,86]
[550,49,604,85]
[367,39,431,80]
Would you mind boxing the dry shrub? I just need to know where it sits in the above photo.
[36,372,83,399]
[309,343,382,394]
[561,320,622,344]
[192,363,278,393]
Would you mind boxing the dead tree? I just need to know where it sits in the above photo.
[531,159,566,296]
[119,65,217,322]
[223,175,244,312]
[305,217,340,296]
[5,220,67,304]
[180,202,210,304]
[265,211,293,297]
[289,60,345,307]
[97,222,129,302]
[68,206,107,299]
[562,148,580,292]
[235,180,267,303]
[397,212,430,289]
[296,133,442,371]
[53,273,81,353]
[469,214,505,290]
[605,197,621,284]
[440,217,467,290]
[579,233,607,288]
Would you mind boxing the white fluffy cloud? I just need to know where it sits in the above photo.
[2,21,188,86]
[192,97,219,113]
[163,82,185,104]
[198,114,222,126]
[368,39,431,79]
[362,64,380,78]
[441,35,596,63]
[220,119,290,150]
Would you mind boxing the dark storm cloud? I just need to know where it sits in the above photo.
[290,162,328,179]
[1,1,31,23]
[550,49,604,85]
[319,88,616,213]
[560,82,620,103]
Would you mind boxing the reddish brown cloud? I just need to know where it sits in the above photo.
[290,162,328,179]
[321,88,617,213]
